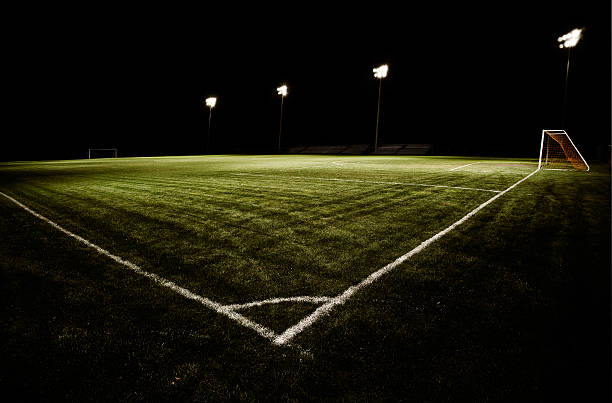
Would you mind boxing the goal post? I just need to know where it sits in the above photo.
[88,148,118,159]
[538,130,589,171]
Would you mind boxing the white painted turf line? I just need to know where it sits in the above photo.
[0,191,278,343]
[450,161,538,171]
[449,162,480,171]
[223,296,333,311]
[272,169,540,345]
[232,173,501,193]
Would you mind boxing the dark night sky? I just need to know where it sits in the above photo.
[4,1,610,161]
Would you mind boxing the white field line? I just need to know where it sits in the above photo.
[232,173,501,193]
[451,161,539,171]
[223,296,333,311]
[273,169,540,345]
[0,191,278,343]
[491,161,538,165]
[449,162,480,171]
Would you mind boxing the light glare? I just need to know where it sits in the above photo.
[205,97,217,108]
[373,64,388,79]
[277,85,288,97]
[558,28,582,48]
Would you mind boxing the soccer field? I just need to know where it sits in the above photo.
[1,155,610,401]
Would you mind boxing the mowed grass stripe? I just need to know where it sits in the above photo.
[67,156,530,190]
[71,171,496,197]
[0,156,526,303]
[16,175,395,236]
[8,170,492,247]
[231,172,502,192]
[12,171,483,239]
[1,156,534,198]
[0,186,493,303]
[83,173,503,233]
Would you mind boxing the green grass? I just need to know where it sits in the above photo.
[1,155,609,401]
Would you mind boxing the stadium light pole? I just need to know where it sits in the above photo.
[372,64,388,153]
[557,28,582,127]
[277,84,288,153]
[205,96,217,154]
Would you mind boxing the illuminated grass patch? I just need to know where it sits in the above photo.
[1,155,609,401]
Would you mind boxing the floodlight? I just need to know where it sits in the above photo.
[205,97,217,108]
[277,84,288,153]
[373,64,389,152]
[558,28,582,49]
[204,96,217,154]
[277,85,288,97]
[557,28,583,127]
[373,64,388,79]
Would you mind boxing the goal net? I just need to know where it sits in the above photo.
[538,130,589,171]
[88,148,118,159]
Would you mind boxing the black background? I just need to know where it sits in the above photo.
[4,1,610,161]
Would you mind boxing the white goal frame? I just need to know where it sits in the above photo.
[538,129,589,171]
[88,148,118,159]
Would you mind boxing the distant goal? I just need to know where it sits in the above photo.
[538,130,589,171]
[88,148,118,159]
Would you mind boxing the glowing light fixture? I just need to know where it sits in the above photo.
[372,64,388,152]
[277,84,288,153]
[205,97,217,108]
[204,96,217,153]
[557,28,583,127]
[558,28,582,48]
[277,85,288,97]
[373,64,388,79]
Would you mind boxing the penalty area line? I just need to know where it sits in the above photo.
[272,168,540,345]
[0,191,278,343]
